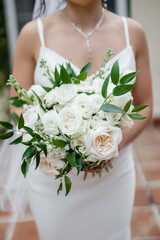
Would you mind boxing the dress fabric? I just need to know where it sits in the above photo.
[28,17,136,240]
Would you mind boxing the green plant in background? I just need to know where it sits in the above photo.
[0,0,10,89]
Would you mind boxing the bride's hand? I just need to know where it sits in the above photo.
[83,158,113,173]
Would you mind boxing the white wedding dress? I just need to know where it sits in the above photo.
[27,16,136,240]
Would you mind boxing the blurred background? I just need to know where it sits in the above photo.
[0,0,160,239]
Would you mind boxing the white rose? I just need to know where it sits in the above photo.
[54,84,77,105]
[58,107,84,136]
[84,125,122,161]
[28,85,46,104]
[23,105,44,129]
[71,93,94,119]
[113,92,133,109]
[44,89,57,108]
[105,112,122,126]
[92,77,104,94]
[119,114,134,128]
[89,115,106,130]
[70,135,87,155]
[90,94,104,113]
[41,110,59,136]
[76,77,93,93]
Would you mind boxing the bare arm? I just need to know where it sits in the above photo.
[10,20,39,116]
[119,18,153,151]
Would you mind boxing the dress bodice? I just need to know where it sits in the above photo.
[34,17,136,86]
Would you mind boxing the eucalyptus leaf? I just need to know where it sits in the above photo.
[64,176,72,196]
[9,135,23,145]
[18,113,24,130]
[60,66,72,84]
[120,70,140,85]
[21,160,29,178]
[68,152,77,167]
[0,131,14,140]
[128,113,146,120]
[131,105,149,113]
[0,121,13,130]
[113,83,136,96]
[111,60,119,85]
[22,145,37,159]
[123,100,132,112]
[80,62,92,73]
[102,103,126,114]
[101,74,110,98]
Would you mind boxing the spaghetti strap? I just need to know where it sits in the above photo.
[121,17,130,47]
[37,18,45,47]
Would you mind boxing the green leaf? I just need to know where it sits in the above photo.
[101,103,126,114]
[52,139,68,148]
[66,62,76,77]
[11,100,27,107]
[76,72,87,80]
[111,60,119,85]
[11,111,19,123]
[0,131,14,139]
[60,66,72,84]
[31,90,45,110]
[120,71,140,85]
[23,126,34,135]
[9,135,23,145]
[21,160,29,178]
[57,182,63,195]
[42,86,52,92]
[8,96,19,103]
[22,145,37,159]
[80,62,92,73]
[54,66,61,85]
[35,151,40,170]
[123,100,132,112]
[0,121,13,130]
[101,74,110,98]
[68,152,77,167]
[76,156,83,174]
[36,143,47,156]
[128,113,147,120]
[18,113,24,130]
[131,105,149,113]
[113,83,136,96]
[64,176,72,196]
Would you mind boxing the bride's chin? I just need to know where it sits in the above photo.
[66,0,100,7]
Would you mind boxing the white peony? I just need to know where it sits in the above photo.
[71,93,94,119]
[58,107,84,136]
[41,110,59,136]
[84,124,122,161]
[44,89,57,108]
[54,84,77,105]
[23,105,44,129]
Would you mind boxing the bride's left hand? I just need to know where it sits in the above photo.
[83,158,113,173]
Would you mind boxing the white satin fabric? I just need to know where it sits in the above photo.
[27,17,136,240]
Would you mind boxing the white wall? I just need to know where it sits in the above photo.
[131,0,160,118]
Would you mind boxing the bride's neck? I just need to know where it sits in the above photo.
[64,1,104,31]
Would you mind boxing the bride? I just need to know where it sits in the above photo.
[8,0,152,239]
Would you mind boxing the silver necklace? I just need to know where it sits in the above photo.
[65,8,105,60]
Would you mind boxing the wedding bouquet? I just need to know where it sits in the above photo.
[0,49,148,195]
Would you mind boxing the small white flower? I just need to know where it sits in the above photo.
[41,110,59,136]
